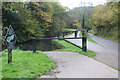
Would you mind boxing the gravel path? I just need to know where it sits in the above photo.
[37,51,118,78]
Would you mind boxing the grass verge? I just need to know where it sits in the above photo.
[79,32,97,43]
[87,36,97,43]
[53,40,95,58]
[1,49,55,79]
[62,28,75,31]
[97,35,119,43]
[0,57,2,80]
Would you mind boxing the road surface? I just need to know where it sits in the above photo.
[68,32,118,68]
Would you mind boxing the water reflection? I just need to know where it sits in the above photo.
[16,39,62,51]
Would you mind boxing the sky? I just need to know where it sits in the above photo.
[58,0,107,9]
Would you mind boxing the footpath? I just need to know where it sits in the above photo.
[38,51,118,78]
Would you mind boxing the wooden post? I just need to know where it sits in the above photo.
[75,31,77,38]
[5,25,17,64]
[33,39,36,53]
[82,37,87,52]
[63,32,64,38]
[8,49,12,64]
[82,10,87,52]
[58,32,60,38]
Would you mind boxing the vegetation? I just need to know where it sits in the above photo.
[2,2,72,43]
[89,2,119,42]
[0,57,1,80]
[53,40,95,58]
[1,1,119,79]
[87,36,97,43]
[2,2,119,43]
[62,28,74,31]
[67,6,94,30]
[79,32,97,43]
[67,2,119,42]
[1,49,55,78]
[97,35,119,42]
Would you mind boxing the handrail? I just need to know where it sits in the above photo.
[33,37,82,40]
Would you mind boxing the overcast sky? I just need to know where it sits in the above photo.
[58,0,107,9]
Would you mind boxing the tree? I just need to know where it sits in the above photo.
[89,2,119,40]
[2,2,69,43]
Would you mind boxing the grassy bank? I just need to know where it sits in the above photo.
[87,35,97,43]
[79,32,97,43]
[1,49,55,79]
[0,57,1,80]
[53,40,95,58]
[62,28,75,31]
[97,35,119,43]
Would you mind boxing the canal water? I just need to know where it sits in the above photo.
[15,39,63,51]
[2,32,73,51]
